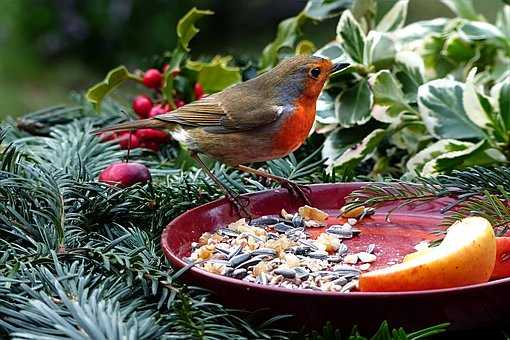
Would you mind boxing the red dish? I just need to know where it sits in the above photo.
[161,183,510,332]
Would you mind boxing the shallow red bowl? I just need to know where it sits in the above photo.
[161,183,510,332]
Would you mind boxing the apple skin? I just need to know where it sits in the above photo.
[491,237,510,280]
[359,217,496,292]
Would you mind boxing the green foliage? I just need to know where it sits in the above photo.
[310,0,510,177]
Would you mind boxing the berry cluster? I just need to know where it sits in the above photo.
[98,66,205,187]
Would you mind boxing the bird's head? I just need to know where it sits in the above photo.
[266,55,349,104]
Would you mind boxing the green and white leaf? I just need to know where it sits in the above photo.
[394,51,425,101]
[336,10,366,63]
[376,0,408,32]
[491,76,510,132]
[419,140,506,176]
[496,5,510,37]
[186,56,241,93]
[316,91,338,124]
[369,70,413,123]
[443,33,475,62]
[363,31,396,69]
[440,0,482,21]
[407,139,474,174]
[458,21,505,41]
[394,18,448,47]
[417,79,484,139]
[351,0,377,32]
[462,68,492,129]
[313,41,351,64]
[177,8,214,51]
[295,40,316,55]
[326,129,385,174]
[303,0,351,21]
[335,79,373,127]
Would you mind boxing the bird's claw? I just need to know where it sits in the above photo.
[226,194,254,220]
[279,180,312,206]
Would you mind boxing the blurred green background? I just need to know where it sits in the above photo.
[0,0,502,117]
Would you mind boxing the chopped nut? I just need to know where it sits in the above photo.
[298,205,329,221]
[203,262,225,275]
[358,252,377,263]
[343,254,359,264]
[316,233,342,252]
[341,206,364,218]
[359,263,371,271]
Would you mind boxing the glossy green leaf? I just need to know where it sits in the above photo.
[177,8,214,51]
[443,33,475,62]
[440,0,482,21]
[325,128,385,174]
[335,79,373,127]
[303,0,351,21]
[260,15,307,70]
[417,79,484,139]
[420,140,506,176]
[369,70,413,122]
[376,0,408,32]
[363,31,395,69]
[86,66,132,111]
[336,10,366,63]
[186,56,241,93]
[295,40,316,55]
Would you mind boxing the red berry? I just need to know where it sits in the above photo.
[175,99,185,108]
[194,83,204,99]
[98,162,151,187]
[118,133,140,150]
[141,141,161,151]
[97,131,117,142]
[148,104,170,118]
[135,128,170,143]
[143,69,163,89]
[132,95,153,118]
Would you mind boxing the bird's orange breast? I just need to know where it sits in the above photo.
[271,97,316,155]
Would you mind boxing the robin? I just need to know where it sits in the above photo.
[95,55,348,215]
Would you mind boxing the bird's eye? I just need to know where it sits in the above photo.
[309,67,321,79]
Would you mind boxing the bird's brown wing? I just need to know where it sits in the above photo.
[154,88,283,133]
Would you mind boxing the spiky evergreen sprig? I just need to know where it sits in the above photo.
[344,166,510,231]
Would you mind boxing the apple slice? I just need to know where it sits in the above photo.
[491,237,510,280]
[359,217,496,292]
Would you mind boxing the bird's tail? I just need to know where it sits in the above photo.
[93,118,172,134]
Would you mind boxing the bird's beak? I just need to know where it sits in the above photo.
[330,62,350,74]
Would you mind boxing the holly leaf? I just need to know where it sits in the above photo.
[186,56,241,93]
[86,66,134,111]
[336,10,366,63]
[325,128,385,174]
[303,0,351,21]
[260,15,307,70]
[363,31,395,69]
[417,79,484,139]
[369,70,414,122]
[177,8,214,51]
[440,0,483,21]
[335,79,373,127]
[376,0,408,32]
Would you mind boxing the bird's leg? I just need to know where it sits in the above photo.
[191,153,253,219]
[235,165,312,205]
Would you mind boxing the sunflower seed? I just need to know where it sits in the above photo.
[229,253,251,267]
[358,252,377,263]
[218,228,239,237]
[235,255,267,269]
[326,224,353,238]
[251,247,277,257]
[215,245,230,255]
[292,214,305,228]
[341,279,359,292]
[294,267,310,280]
[249,216,282,226]
[308,251,329,260]
[232,268,247,278]
[227,245,243,259]
[274,267,296,279]
[327,255,343,263]
[274,222,294,233]
[337,243,349,256]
